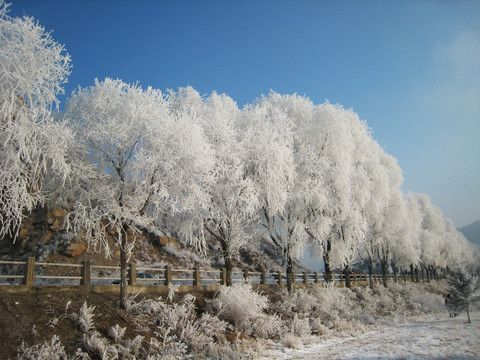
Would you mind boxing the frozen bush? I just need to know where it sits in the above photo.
[309,317,331,335]
[17,335,69,360]
[209,281,271,337]
[130,294,230,355]
[249,312,285,339]
[308,286,357,328]
[205,338,265,360]
[82,331,115,359]
[148,333,187,359]
[72,302,96,333]
[289,314,311,338]
[281,333,303,350]
[108,324,126,344]
[332,317,367,335]
[190,313,228,349]
[353,313,376,325]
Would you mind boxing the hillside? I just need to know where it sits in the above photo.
[0,205,302,275]
[459,220,480,247]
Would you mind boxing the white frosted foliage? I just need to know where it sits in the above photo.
[0,5,72,239]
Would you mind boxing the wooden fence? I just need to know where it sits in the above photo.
[0,258,423,293]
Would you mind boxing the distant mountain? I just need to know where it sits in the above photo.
[459,220,480,247]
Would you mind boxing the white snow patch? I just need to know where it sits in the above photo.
[261,312,480,359]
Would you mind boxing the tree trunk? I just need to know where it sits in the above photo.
[286,256,294,293]
[368,262,374,289]
[380,261,388,288]
[119,226,128,310]
[467,308,471,324]
[344,265,351,288]
[414,266,419,283]
[392,266,398,283]
[224,255,233,287]
[410,264,415,282]
[323,239,333,283]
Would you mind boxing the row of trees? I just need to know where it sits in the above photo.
[1,3,478,308]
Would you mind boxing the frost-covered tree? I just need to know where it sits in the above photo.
[245,93,299,292]
[416,194,449,278]
[249,94,374,291]
[64,79,213,309]
[309,103,373,284]
[389,193,422,281]
[446,268,479,323]
[170,88,260,286]
[359,147,404,288]
[375,189,406,288]
[0,2,71,240]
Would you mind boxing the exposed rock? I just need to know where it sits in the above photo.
[49,218,64,232]
[63,241,87,257]
[50,206,67,219]
[158,236,176,246]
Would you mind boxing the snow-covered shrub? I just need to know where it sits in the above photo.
[17,335,69,360]
[271,288,318,319]
[312,319,330,336]
[248,312,285,339]
[82,330,115,359]
[124,335,144,358]
[371,285,398,317]
[289,314,311,338]
[208,338,266,360]
[209,281,271,337]
[71,302,96,333]
[281,333,303,350]
[293,289,318,314]
[148,333,187,359]
[392,282,445,314]
[108,324,126,344]
[308,286,357,328]
[190,312,228,350]
[70,302,148,359]
[130,293,230,355]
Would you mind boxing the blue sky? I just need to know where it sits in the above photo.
[10,0,480,228]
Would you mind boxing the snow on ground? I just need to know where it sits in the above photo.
[261,312,480,359]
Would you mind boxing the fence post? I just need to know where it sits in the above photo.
[80,260,91,286]
[24,257,35,286]
[220,268,227,286]
[193,266,201,286]
[128,263,136,286]
[243,269,249,280]
[303,272,308,284]
[165,265,172,286]
[261,266,266,285]
[314,272,319,284]
[277,271,282,285]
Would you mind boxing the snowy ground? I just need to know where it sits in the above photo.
[261,312,480,359]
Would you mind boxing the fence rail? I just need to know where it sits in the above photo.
[0,258,428,292]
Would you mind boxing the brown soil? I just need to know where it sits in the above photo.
[0,287,216,359]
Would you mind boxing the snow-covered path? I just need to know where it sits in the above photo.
[261,312,480,359]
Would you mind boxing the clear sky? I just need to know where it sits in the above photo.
[9,0,480,228]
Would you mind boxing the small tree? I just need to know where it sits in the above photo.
[446,268,479,323]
